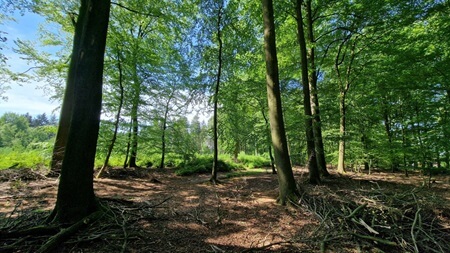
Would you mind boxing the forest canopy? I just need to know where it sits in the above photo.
[0,0,448,174]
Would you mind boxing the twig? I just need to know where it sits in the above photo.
[345,203,367,219]
[351,233,397,246]
[143,197,172,208]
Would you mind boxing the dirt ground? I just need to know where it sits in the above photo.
[0,167,449,252]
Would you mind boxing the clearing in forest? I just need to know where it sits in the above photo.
[0,167,449,252]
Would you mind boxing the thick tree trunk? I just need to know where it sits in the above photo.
[305,0,329,177]
[97,50,124,179]
[262,0,299,204]
[211,2,224,184]
[295,0,320,184]
[52,0,110,225]
[48,1,86,177]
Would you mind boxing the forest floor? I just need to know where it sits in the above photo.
[0,166,449,252]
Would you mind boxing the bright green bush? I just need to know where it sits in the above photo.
[0,148,50,169]
[237,153,271,168]
[175,154,241,176]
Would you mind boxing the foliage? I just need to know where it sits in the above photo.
[237,152,271,169]
[175,154,240,176]
[0,147,51,169]
[2,0,450,174]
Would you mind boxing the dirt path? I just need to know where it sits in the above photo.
[1,167,449,252]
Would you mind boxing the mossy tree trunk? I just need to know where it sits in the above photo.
[51,0,110,225]
[261,0,299,204]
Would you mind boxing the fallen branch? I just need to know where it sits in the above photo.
[351,233,397,246]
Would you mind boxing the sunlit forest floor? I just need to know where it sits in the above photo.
[1,166,449,252]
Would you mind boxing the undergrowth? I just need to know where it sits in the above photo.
[0,148,50,170]
[175,154,241,176]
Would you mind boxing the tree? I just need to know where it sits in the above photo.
[261,0,299,205]
[48,0,110,224]
[210,0,224,184]
[96,46,124,178]
[294,0,320,184]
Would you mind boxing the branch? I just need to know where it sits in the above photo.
[111,2,161,17]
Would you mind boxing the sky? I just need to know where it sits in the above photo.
[0,11,59,117]
[0,9,210,123]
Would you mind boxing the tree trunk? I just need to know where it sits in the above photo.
[96,49,124,179]
[48,1,86,177]
[261,102,276,174]
[262,0,299,204]
[294,0,320,184]
[211,2,224,184]
[159,95,172,169]
[51,0,110,225]
[305,0,329,177]
[123,118,132,168]
[337,91,346,173]
[334,36,356,174]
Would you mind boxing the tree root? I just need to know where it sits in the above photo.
[36,210,104,253]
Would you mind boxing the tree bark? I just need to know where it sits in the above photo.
[128,63,140,168]
[305,0,329,177]
[211,2,224,184]
[159,94,173,169]
[52,0,110,225]
[295,0,320,184]
[48,1,85,177]
[261,102,276,174]
[262,0,299,204]
[123,118,132,168]
[337,91,346,173]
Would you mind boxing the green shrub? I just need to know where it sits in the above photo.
[0,148,50,170]
[175,154,240,176]
[237,153,271,168]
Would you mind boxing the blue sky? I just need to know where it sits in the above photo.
[0,11,59,117]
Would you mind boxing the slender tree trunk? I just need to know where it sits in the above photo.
[211,2,224,184]
[295,0,320,184]
[261,102,276,174]
[334,36,356,174]
[305,0,329,177]
[50,0,110,225]
[337,91,346,173]
[129,112,138,167]
[262,0,299,204]
[159,95,172,169]
[128,64,140,168]
[123,118,132,168]
[96,49,124,179]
